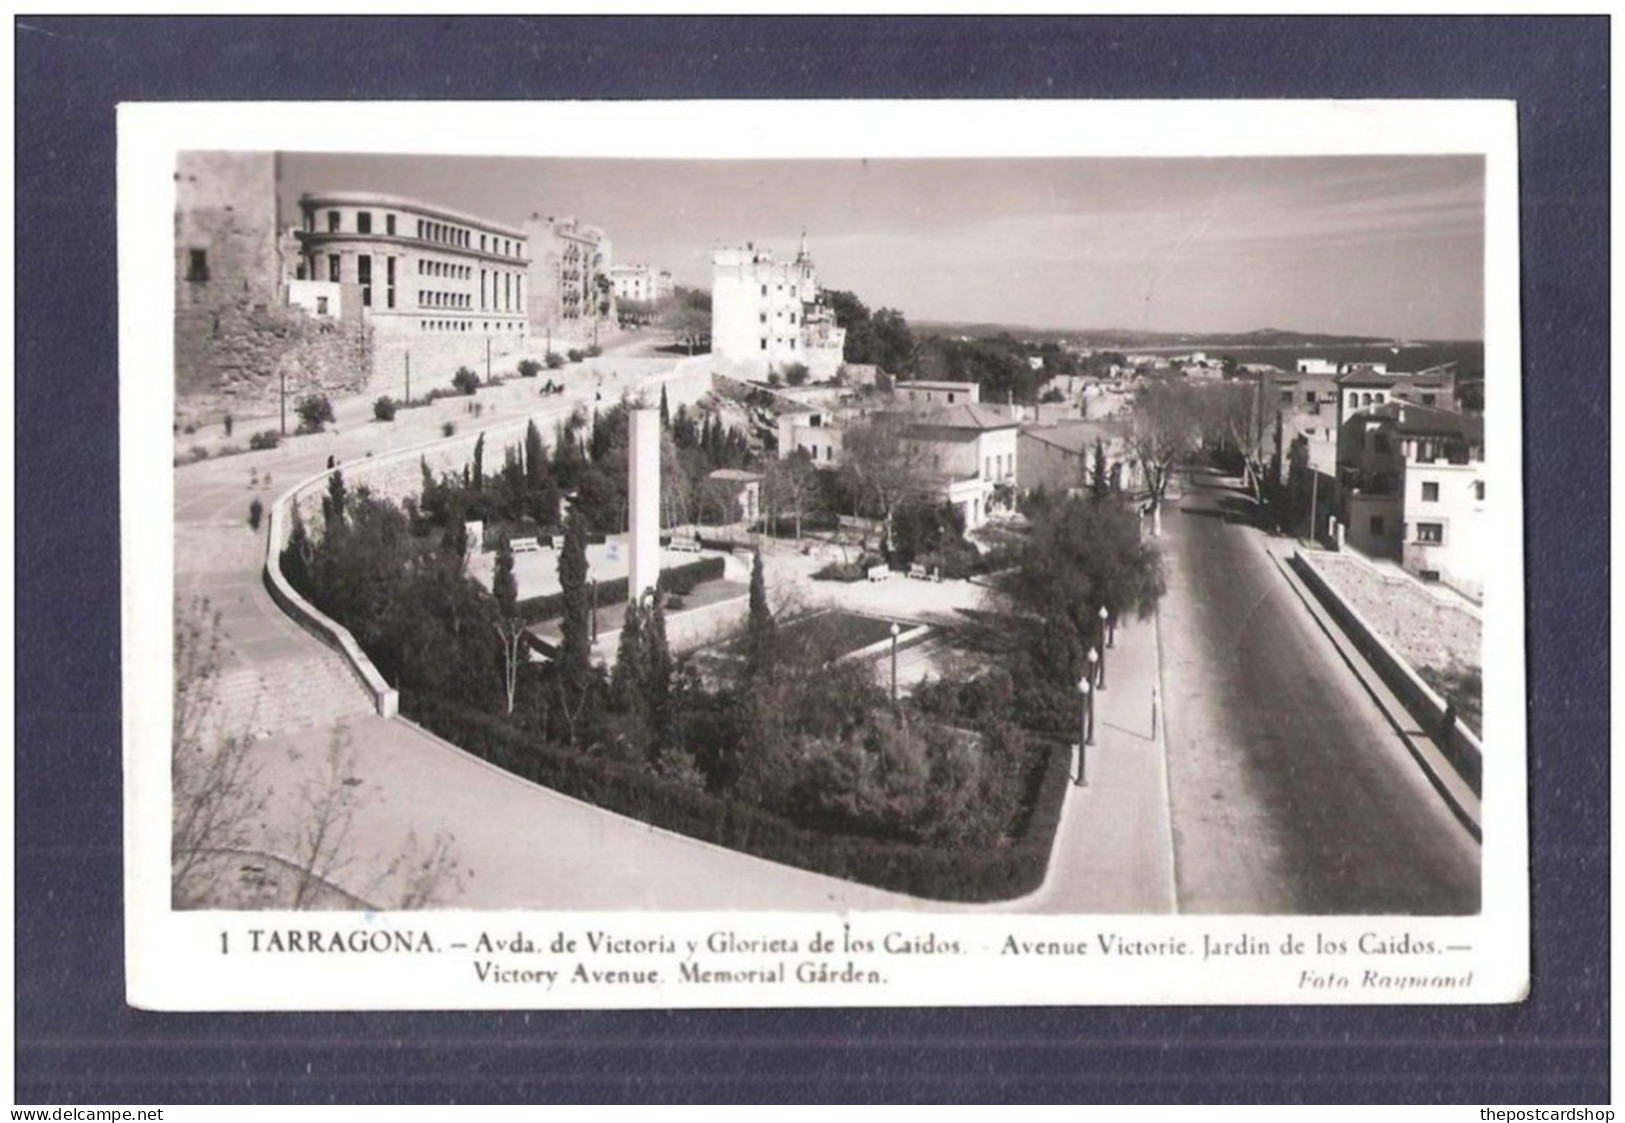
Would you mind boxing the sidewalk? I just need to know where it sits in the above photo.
[1025,614,1179,914]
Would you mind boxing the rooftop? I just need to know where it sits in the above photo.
[1019,421,1121,455]
[1335,361,1459,387]
[1366,400,1484,444]
[905,403,1022,432]
[298,191,529,239]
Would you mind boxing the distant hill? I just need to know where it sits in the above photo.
[912,322,1429,349]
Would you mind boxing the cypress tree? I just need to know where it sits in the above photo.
[745,550,776,679]
[492,538,518,617]
[659,383,671,430]
[472,433,486,491]
[645,592,674,754]
[322,470,347,535]
[611,600,647,713]
[1090,437,1109,502]
[557,510,592,681]
[524,419,547,490]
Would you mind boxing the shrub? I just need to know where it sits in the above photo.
[782,362,810,387]
[441,421,456,437]
[545,352,565,370]
[187,445,210,463]
[517,358,542,379]
[294,393,335,434]
[373,396,397,422]
[401,692,1071,902]
[585,344,602,358]
[223,412,234,437]
[247,498,264,530]
[452,367,480,395]
[566,348,585,364]
[515,555,725,624]
[249,429,281,451]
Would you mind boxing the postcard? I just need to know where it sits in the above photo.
[123,99,1525,1009]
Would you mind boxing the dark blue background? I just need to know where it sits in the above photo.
[15,16,1608,1104]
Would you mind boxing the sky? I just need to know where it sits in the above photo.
[277,153,1484,340]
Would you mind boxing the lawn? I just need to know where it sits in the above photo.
[714,609,903,662]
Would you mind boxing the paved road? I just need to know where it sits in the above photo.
[1158,468,1480,914]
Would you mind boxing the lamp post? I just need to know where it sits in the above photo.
[1088,645,1102,694]
[1076,677,1093,786]
[590,577,599,642]
[889,621,902,703]
[279,363,287,436]
[404,350,411,407]
[1102,604,1114,649]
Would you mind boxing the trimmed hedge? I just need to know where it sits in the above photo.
[402,692,1071,902]
[516,555,726,624]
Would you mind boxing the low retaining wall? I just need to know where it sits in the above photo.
[266,357,702,718]
[264,471,399,719]
[1292,550,1482,794]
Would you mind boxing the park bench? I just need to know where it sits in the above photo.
[669,535,702,553]
[866,563,891,583]
[510,536,541,554]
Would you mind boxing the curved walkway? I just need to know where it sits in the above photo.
[174,348,1178,913]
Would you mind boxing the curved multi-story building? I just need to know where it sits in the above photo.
[295,192,530,337]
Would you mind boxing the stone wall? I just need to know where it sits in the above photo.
[371,329,531,401]
[175,151,379,424]
[175,293,374,425]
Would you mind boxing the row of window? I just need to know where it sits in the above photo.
[312,210,524,259]
[418,320,527,333]
[759,337,799,351]
[1369,516,1447,544]
[419,259,471,280]
[758,310,799,326]
[326,210,398,237]
[1281,389,1440,408]
[421,290,471,310]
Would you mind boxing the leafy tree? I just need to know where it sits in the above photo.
[556,509,592,683]
[452,367,480,395]
[782,362,811,387]
[1001,496,1165,669]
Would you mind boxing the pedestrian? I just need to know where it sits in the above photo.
[1440,701,1457,742]
[326,454,336,470]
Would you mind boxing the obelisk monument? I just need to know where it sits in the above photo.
[627,406,661,605]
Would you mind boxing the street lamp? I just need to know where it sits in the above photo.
[1076,676,1094,786]
[1101,604,1114,649]
[1088,644,1102,693]
[889,621,902,703]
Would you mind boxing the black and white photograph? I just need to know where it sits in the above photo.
[124,99,1527,1010]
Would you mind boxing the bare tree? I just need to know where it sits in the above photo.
[171,597,269,908]
[289,724,363,910]
[1128,380,1200,504]
[762,449,820,541]
[839,412,943,552]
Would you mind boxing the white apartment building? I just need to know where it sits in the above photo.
[711,238,846,381]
